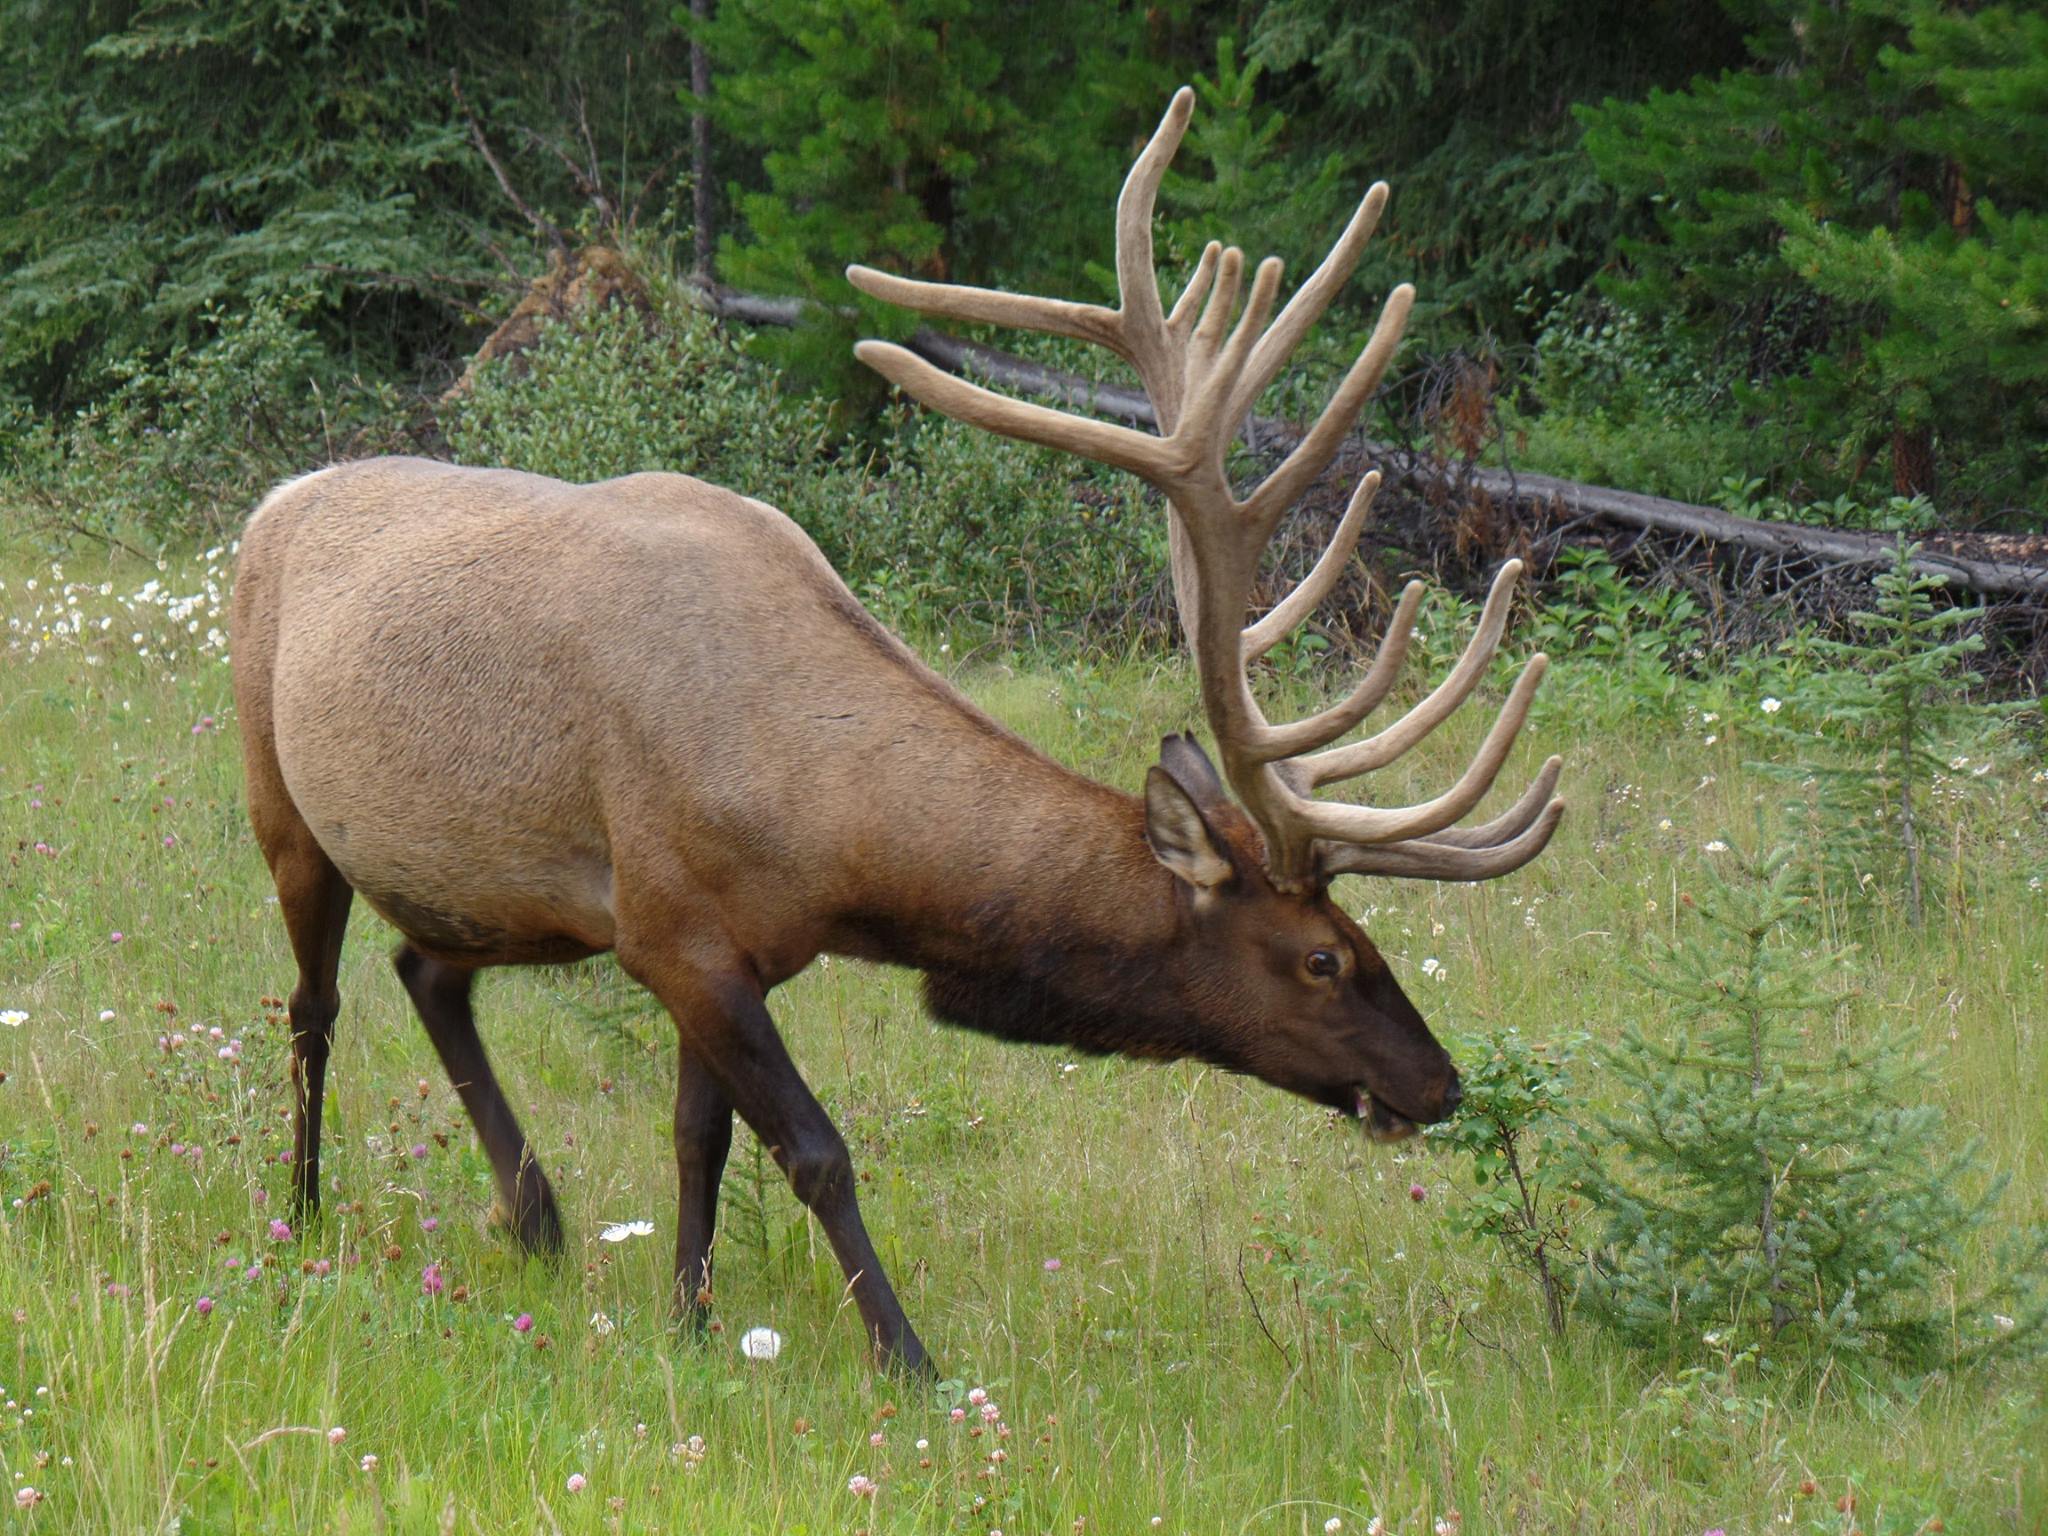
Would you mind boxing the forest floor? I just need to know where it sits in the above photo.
[1,537,2043,1534]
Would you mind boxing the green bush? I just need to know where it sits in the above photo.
[440,297,833,493]
[2,297,400,543]
[1501,296,1757,504]
[439,288,1165,644]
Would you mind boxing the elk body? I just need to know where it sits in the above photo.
[231,90,1562,1373]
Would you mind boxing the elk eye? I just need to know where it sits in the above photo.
[1305,948,1341,979]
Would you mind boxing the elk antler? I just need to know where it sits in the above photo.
[849,88,1563,891]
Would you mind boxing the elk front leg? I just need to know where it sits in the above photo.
[673,1051,733,1326]
[624,946,930,1374]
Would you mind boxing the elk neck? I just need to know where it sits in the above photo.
[824,736,1219,1064]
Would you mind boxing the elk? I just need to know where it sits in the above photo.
[231,87,1562,1374]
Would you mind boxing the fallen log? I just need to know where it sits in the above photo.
[690,282,2048,601]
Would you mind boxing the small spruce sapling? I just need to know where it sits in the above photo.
[1758,538,1990,925]
[1580,840,2043,1365]
[1432,1028,1584,1337]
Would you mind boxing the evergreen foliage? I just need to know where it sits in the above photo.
[0,0,690,412]
[1153,38,1349,309]
[1248,0,1746,337]
[1580,0,2048,511]
[684,0,1184,396]
[1758,540,1996,925]
[1578,842,2044,1366]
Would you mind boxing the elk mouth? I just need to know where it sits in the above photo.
[1354,1089,1419,1143]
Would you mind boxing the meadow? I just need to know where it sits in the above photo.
[1,534,2043,1535]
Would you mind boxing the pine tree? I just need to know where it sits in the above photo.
[1248,0,1746,339]
[0,0,692,413]
[1579,841,2042,1365]
[1759,538,1990,925]
[1579,0,2048,513]
[686,0,1180,397]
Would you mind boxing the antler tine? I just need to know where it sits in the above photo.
[1114,86,1197,400]
[1179,255,1286,464]
[1224,183,1389,430]
[1303,560,1523,787]
[1292,653,1549,845]
[1165,242,1223,344]
[851,340,1179,486]
[1242,472,1386,662]
[1317,792,1564,882]
[1243,575,1423,762]
[1245,283,1414,532]
[845,266,1126,359]
[1415,754,1562,849]
[1185,247,1248,387]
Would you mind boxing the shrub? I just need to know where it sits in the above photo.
[1432,1028,1585,1337]
[2,297,401,544]
[439,288,1164,646]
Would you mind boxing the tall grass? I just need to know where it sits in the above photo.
[2,537,2042,1533]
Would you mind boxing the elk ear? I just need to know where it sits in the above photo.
[1156,732,1231,815]
[1145,764,1237,890]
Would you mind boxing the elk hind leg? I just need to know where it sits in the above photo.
[673,1052,734,1325]
[263,828,353,1222]
[394,944,564,1255]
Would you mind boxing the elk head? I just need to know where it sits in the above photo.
[851,87,1564,1138]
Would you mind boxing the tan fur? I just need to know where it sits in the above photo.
[235,457,1165,981]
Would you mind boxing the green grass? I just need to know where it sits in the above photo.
[2,536,2043,1534]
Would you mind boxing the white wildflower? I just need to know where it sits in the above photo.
[738,1326,783,1361]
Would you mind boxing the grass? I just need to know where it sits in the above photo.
[1,534,2043,1535]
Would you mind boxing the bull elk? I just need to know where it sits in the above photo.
[231,88,1562,1373]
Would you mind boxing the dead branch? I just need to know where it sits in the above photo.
[452,72,571,258]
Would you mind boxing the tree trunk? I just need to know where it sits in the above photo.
[1892,424,1936,499]
[1750,1004,1791,1334]
[690,0,714,280]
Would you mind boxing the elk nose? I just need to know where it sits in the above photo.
[1440,1074,1464,1118]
